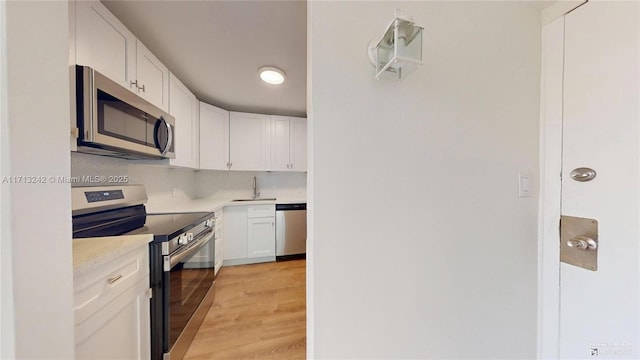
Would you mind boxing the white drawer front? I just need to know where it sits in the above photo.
[74,246,148,324]
[247,205,275,218]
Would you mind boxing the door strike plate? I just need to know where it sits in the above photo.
[560,215,598,271]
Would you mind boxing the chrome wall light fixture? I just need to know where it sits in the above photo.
[368,9,424,80]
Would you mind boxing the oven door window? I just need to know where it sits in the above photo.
[168,247,214,349]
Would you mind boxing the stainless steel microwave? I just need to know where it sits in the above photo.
[75,65,175,159]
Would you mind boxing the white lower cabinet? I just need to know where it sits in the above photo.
[74,245,150,360]
[223,206,248,263]
[223,204,275,266]
[214,210,224,275]
[247,217,276,258]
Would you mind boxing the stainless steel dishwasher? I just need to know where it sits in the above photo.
[275,203,307,260]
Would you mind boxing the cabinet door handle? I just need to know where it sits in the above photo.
[130,80,138,89]
[138,84,146,93]
[107,275,122,284]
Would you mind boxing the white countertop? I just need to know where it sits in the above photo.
[146,198,306,214]
[72,234,153,278]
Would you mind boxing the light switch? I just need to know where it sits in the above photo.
[519,173,531,197]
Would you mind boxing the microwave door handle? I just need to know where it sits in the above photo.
[163,119,172,156]
[154,118,172,156]
[80,66,96,142]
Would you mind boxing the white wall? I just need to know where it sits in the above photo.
[308,1,541,358]
[5,1,74,358]
[0,0,15,357]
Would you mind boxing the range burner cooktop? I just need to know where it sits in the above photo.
[127,212,214,242]
[71,185,214,241]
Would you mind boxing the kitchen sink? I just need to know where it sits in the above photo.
[232,198,277,202]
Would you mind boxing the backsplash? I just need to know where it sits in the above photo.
[71,153,307,208]
[71,153,197,209]
[196,170,307,201]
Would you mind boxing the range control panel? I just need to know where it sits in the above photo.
[84,190,125,203]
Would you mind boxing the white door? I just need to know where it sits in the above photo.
[560,1,639,358]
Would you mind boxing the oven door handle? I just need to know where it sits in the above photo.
[164,232,213,272]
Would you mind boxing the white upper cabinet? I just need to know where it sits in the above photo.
[229,112,270,171]
[169,73,199,169]
[269,116,307,172]
[290,117,307,171]
[75,1,169,112]
[75,0,136,90]
[136,41,169,112]
[270,116,291,171]
[200,102,230,170]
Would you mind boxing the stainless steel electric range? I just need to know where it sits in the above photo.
[72,185,216,360]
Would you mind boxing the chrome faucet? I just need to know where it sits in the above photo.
[252,176,260,200]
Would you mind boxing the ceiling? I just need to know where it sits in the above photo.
[102,0,307,118]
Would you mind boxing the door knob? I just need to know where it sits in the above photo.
[570,167,596,182]
[567,236,598,250]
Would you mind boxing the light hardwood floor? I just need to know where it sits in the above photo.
[184,260,306,360]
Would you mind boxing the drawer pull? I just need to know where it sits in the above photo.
[107,275,122,284]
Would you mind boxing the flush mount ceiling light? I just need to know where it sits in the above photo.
[259,66,286,85]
